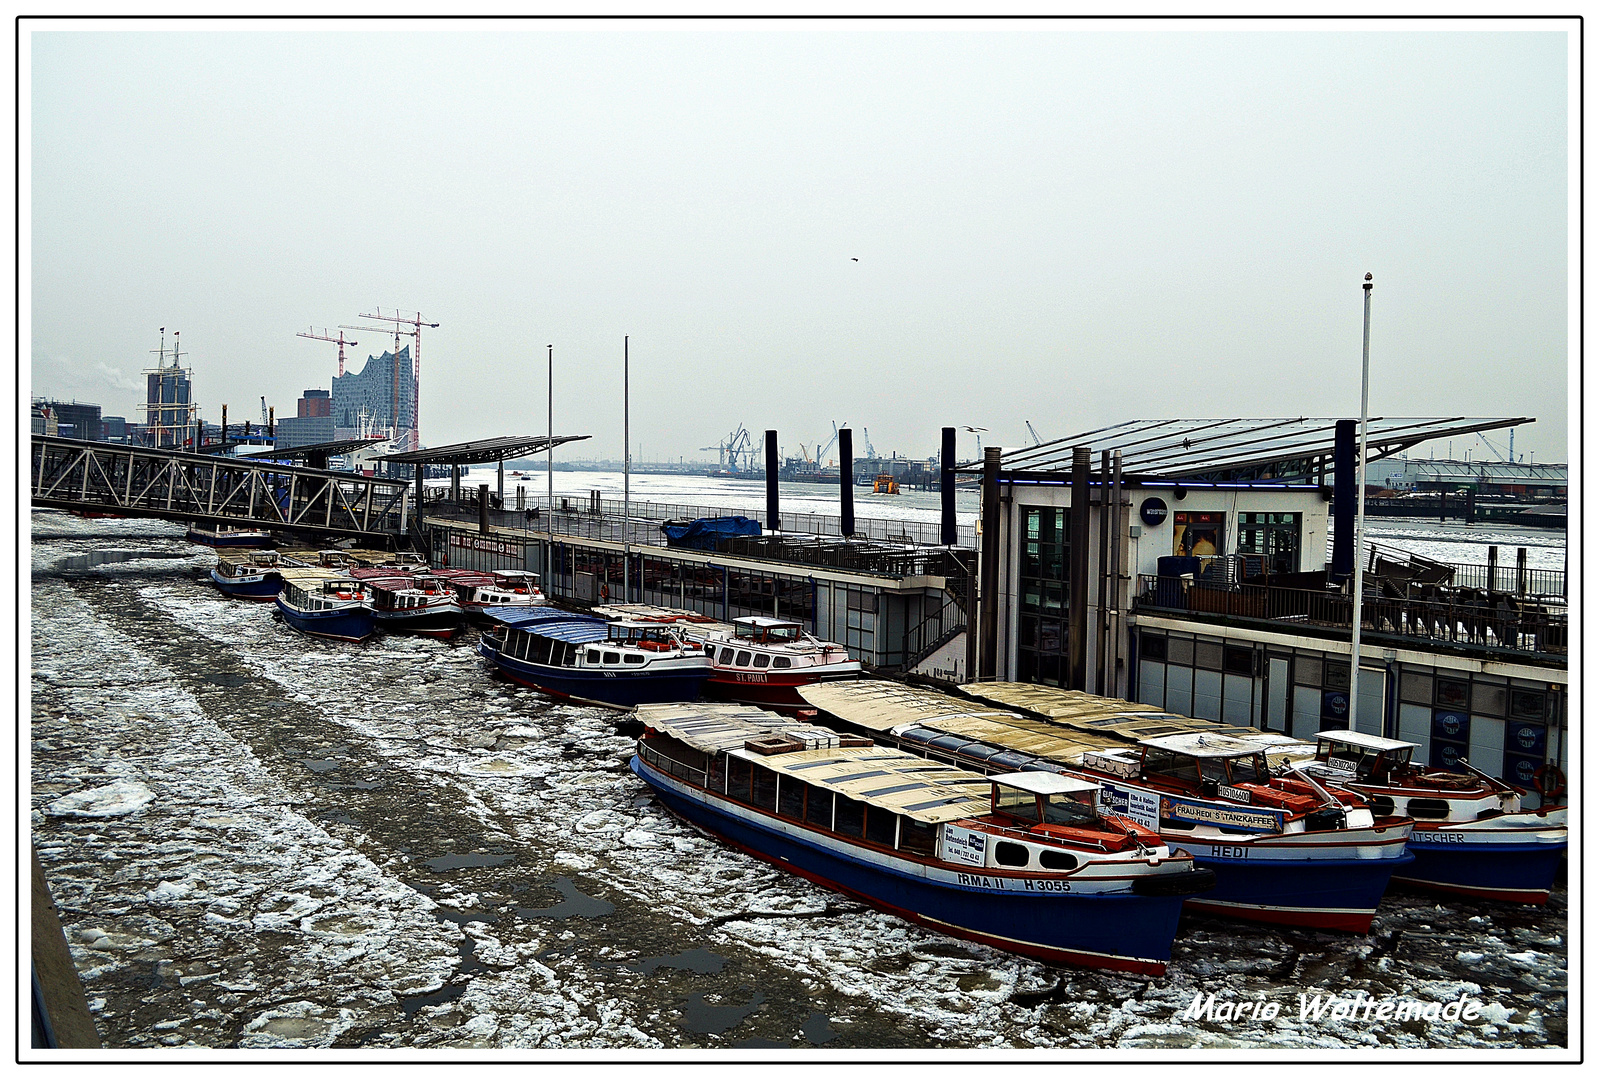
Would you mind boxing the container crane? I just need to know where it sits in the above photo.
[296,327,358,378]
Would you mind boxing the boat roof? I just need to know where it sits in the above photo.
[1316,730,1418,752]
[527,620,613,644]
[799,681,1122,764]
[638,703,993,824]
[733,616,804,629]
[1138,732,1275,758]
[989,771,1099,797]
[484,606,604,629]
[279,567,355,585]
[958,683,1314,756]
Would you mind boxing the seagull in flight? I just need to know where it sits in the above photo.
[851,257,859,262]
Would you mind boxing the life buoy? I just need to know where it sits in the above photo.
[600,585,610,602]
[1533,764,1566,799]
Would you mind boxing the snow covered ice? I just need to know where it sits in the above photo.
[29,512,1568,1051]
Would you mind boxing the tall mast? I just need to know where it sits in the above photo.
[1349,273,1374,731]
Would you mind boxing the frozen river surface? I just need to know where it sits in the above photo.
[29,515,1567,1052]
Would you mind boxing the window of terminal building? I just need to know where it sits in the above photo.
[1236,512,1302,575]
[1019,505,1072,686]
[1172,511,1225,570]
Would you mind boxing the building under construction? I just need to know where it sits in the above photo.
[332,346,414,447]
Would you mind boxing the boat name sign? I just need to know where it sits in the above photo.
[1098,784,1162,830]
[1163,796,1284,834]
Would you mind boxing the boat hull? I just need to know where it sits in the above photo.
[1393,827,1566,905]
[702,669,859,712]
[371,609,462,640]
[275,596,377,643]
[209,567,282,600]
[482,641,711,708]
[187,529,274,549]
[1179,847,1414,932]
[634,757,1189,975]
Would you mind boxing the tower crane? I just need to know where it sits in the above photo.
[297,327,358,377]
[358,308,438,453]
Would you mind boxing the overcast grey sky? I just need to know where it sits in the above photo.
[28,23,1571,465]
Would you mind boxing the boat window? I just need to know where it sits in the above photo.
[1039,849,1078,871]
[752,767,778,811]
[1142,747,1201,783]
[1042,794,1100,828]
[777,776,805,819]
[805,787,832,828]
[960,743,1003,761]
[834,796,866,838]
[719,648,736,665]
[1407,798,1452,820]
[930,735,973,752]
[993,785,1038,822]
[586,649,603,665]
[603,652,622,665]
[865,806,897,846]
[624,654,645,664]
[1365,795,1396,818]
[532,637,554,665]
[898,818,937,856]
[994,841,1030,867]
[1199,757,1230,784]
[988,751,1035,770]
[707,754,725,792]
[726,757,753,803]
[772,656,792,669]
[753,654,771,669]
[735,651,752,667]
[1226,754,1270,785]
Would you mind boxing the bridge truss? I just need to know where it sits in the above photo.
[31,435,410,540]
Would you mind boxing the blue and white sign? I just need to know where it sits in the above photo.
[1140,498,1169,527]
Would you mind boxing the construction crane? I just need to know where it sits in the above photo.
[1025,420,1044,447]
[358,308,438,452]
[341,322,420,451]
[296,327,358,378]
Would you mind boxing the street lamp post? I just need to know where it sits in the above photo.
[1349,273,1373,732]
[547,345,553,512]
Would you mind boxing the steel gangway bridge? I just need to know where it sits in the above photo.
[30,435,413,542]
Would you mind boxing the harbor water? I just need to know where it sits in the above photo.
[29,501,1567,1051]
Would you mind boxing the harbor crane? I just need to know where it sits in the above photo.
[1025,420,1044,447]
[260,397,269,424]
[817,420,845,467]
[701,424,756,471]
[297,327,358,378]
[359,308,438,452]
[861,427,877,460]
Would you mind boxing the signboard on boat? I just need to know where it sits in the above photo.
[941,825,988,867]
[1097,784,1161,831]
[1160,796,1284,834]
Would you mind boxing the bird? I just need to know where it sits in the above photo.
[851,257,859,262]
[962,426,987,433]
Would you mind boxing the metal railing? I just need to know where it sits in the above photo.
[31,435,410,539]
[1135,574,1567,657]
[427,488,977,548]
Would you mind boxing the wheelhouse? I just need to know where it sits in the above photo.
[988,771,1104,829]
[1314,731,1416,781]
[1137,733,1273,792]
[731,616,804,645]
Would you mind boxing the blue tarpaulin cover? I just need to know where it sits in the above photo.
[483,606,605,629]
[660,516,762,551]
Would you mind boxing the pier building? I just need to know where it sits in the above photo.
[964,417,1567,801]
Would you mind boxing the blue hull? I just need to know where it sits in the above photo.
[1181,850,1413,931]
[210,569,282,600]
[1395,838,1565,904]
[634,758,1189,974]
[483,644,710,708]
[275,597,376,643]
